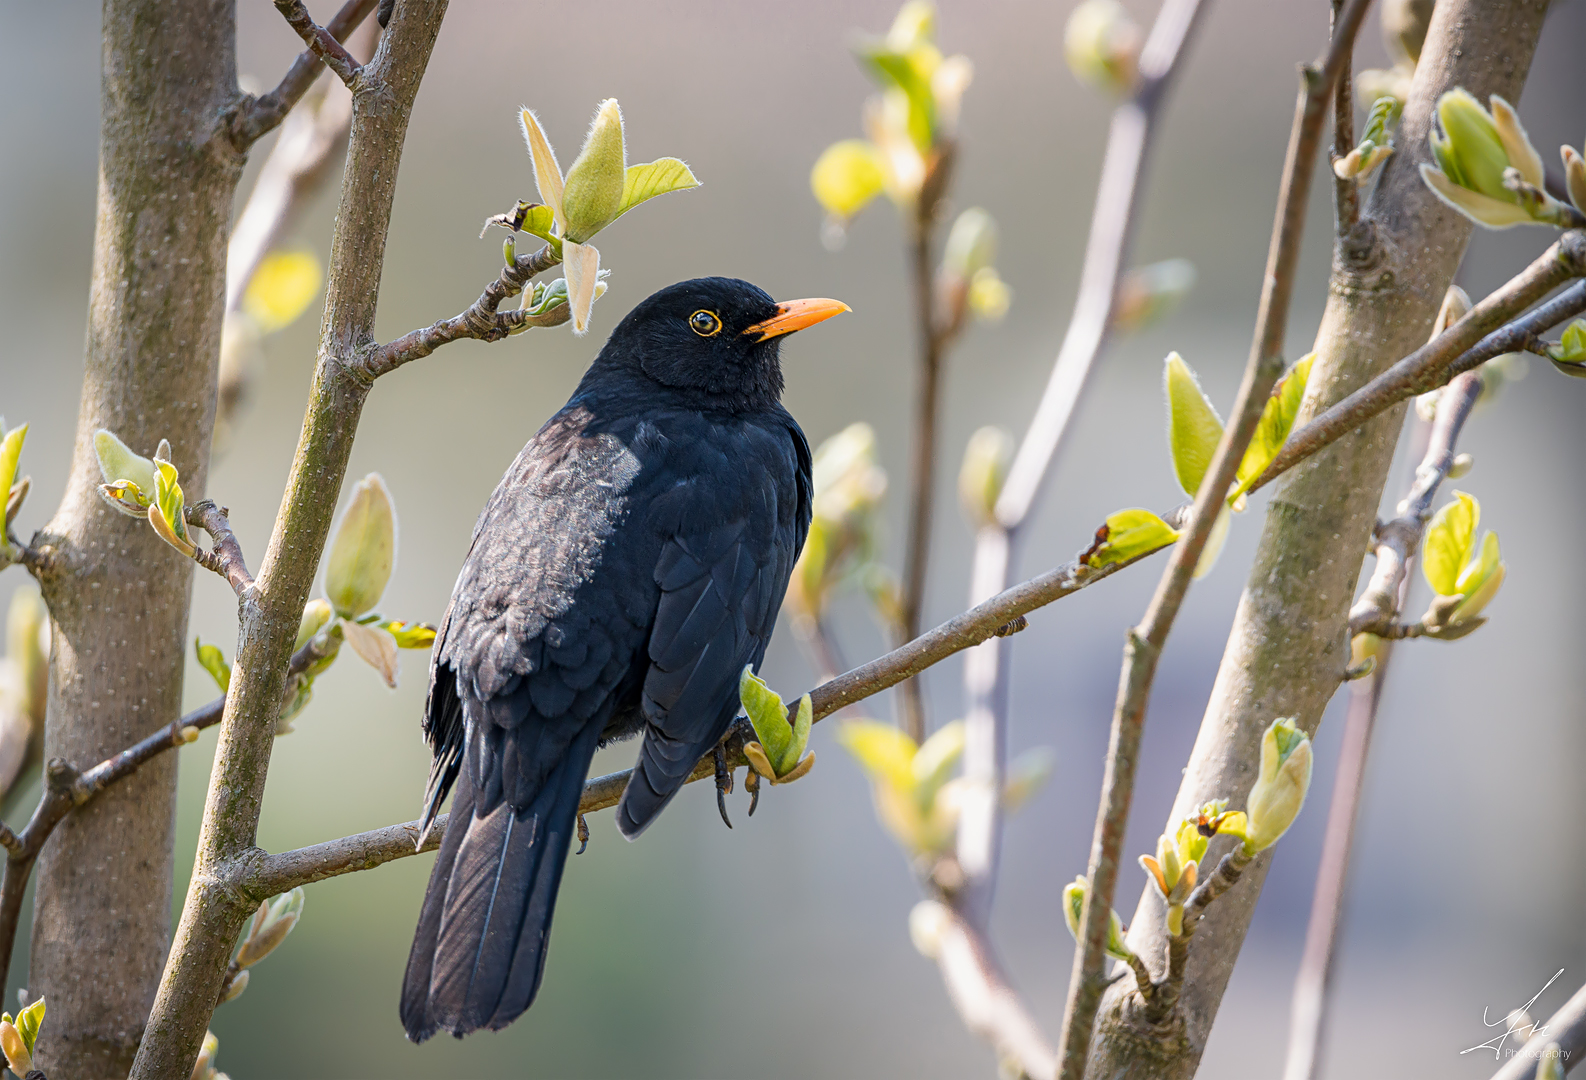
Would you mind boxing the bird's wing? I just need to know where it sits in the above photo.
[616,415,811,836]
[419,405,652,832]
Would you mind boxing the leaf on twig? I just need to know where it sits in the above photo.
[340,619,399,688]
[1165,352,1224,497]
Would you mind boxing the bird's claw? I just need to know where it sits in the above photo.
[575,813,589,855]
[744,767,761,816]
[713,744,733,829]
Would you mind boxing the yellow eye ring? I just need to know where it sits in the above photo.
[689,309,722,337]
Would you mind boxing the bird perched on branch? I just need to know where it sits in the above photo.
[401,277,847,1042]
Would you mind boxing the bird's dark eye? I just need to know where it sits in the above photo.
[689,310,722,337]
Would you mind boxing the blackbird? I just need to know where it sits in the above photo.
[400,277,848,1042]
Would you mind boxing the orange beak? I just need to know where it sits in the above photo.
[743,297,851,341]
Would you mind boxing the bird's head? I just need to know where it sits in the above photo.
[591,277,849,410]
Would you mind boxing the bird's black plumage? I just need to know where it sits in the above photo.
[401,277,840,1042]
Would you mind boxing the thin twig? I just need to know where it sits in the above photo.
[954,0,1211,933]
[233,0,378,149]
[1055,4,1373,1076]
[897,145,958,744]
[273,0,364,89]
[1251,231,1586,493]
[363,244,566,377]
[1329,0,1359,234]
[185,501,256,597]
[1347,371,1480,637]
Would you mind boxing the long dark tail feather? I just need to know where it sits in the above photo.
[401,723,602,1042]
[616,725,710,839]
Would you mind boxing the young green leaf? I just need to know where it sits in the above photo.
[911,720,966,809]
[739,666,793,768]
[616,158,700,220]
[836,719,918,795]
[195,638,231,693]
[1086,508,1181,569]
[379,620,437,649]
[1422,490,1478,595]
[242,250,322,333]
[0,423,25,556]
[1234,353,1314,498]
[1165,352,1225,497]
[856,45,937,151]
[811,140,888,220]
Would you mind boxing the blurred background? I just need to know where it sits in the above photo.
[3,0,1585,1076]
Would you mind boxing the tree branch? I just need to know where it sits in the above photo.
[1091,4,1555,1075]
[184,501,256,597]
[131,6,451,1074]
[362,243,566,378]
[1251,230,1586,494]
[929,901,1058,1080]
[233,0,377,149]
[954,0,1211,938]
[1329,0,1360,234]
[272,0,365,90]
[1055,4,1372,1076]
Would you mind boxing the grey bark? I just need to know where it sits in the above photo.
[26,1,241,1075]
[1084,2,1550,1076]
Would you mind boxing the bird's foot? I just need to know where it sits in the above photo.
[713,744,734,829]
[575,813,589,855]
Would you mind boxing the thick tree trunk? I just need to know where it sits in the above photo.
[1084,2,1549,1077]
[28,1,239,1074]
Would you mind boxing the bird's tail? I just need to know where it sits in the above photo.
[400,723,602,1042]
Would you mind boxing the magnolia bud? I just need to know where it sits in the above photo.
[1432,285,1472,340]
[236,887,305,968]
[942,207,997,280]
[1064,0,1141,95]
[324,474,395,619]
[1422,90,1560,229]
[1563,145,1586,215]
[93,429,158,499]
[957,427,1012,529]
[295,598,334,652]
[1062,875,1134,961]
[561,99,626,243]
[1243,718,1312,852]
[220,968,249,1003]
[1380,0,1434,66]
[908,899,950,959]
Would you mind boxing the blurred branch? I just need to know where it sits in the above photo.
[222,21,378,437]
[1055,3,1372,1076]
[930,901,1057,1080]
[897,144,958,744]
[1487,978,1586,1080]
[1251,230,1586,493]
[232,0,377,149]
[272,0,365,89]
[1329,0,1360,234]
[0,639,328,994]
[363,244,566,378]
[954,0,1210,934]
[184,501,257,598]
